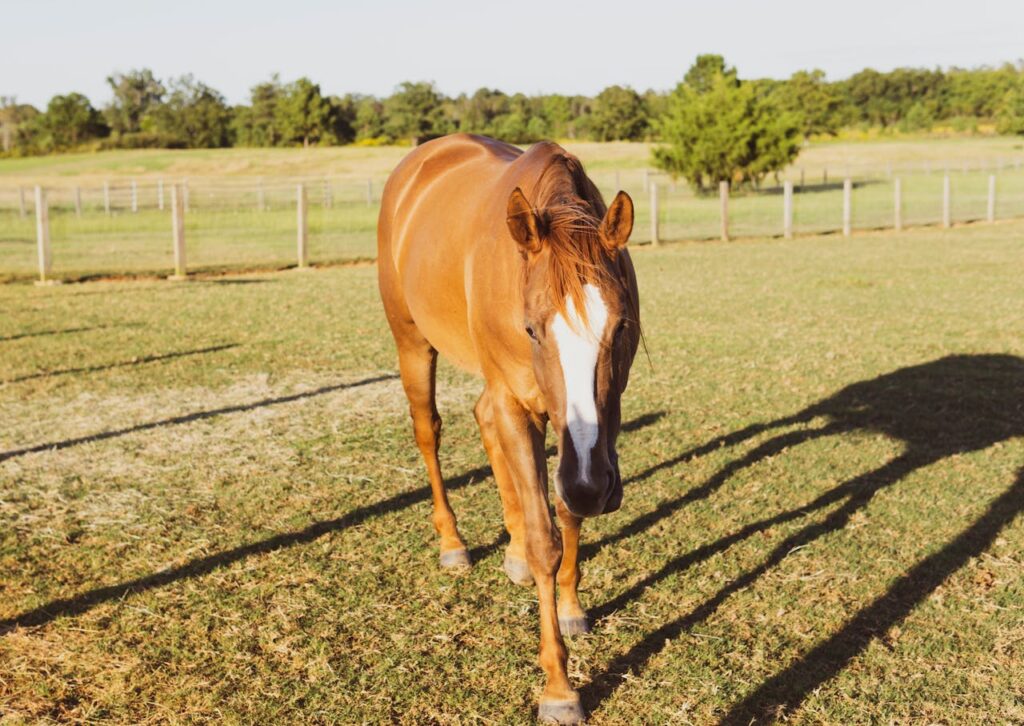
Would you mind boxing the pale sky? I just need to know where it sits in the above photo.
[4,0,1022,108]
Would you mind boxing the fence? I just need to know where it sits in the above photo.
[2,157,1024,282]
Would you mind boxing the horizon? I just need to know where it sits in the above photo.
[3,0,1022,109]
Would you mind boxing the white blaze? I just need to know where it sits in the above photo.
[551,283,609,482]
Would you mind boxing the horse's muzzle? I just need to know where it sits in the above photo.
[557,454,622,518]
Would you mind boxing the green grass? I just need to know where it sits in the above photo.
[1,221,1022,723]
[3,138,1024,282]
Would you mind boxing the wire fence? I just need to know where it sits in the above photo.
[2,156,1024,283]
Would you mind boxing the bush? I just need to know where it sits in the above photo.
[653,56,801,192]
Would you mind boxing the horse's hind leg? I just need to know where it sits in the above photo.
[395,335,469,569]
[474,391,532,586]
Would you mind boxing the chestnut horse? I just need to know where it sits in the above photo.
[377,134,640,723]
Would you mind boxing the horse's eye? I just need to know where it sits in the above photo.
[525,326,537,341]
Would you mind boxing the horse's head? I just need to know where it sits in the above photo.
[507,186,640,517]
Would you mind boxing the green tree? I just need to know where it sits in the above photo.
[589,85,648,141]
[104,69,165,135]
[38,93,108,150]
[147,75,232,148]
[383,81,450,143]
[276,77,333,147]
[353,96,386,142]
[653,58,800,191]
[233,76,284,146]
[540,95,572,138]
[684,54,737,93]
[778,69,843,138]
[995,81,1024,135]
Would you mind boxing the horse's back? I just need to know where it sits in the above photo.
[377,134,522,373]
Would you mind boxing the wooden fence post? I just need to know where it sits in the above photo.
[131,179,138,213]
[158,179,165,210]
[183,179,190,213]
[799,168,805,190]
[842,178,852,237]
[74,186,82,218]
[103,181,111,215]
[170,184,187,279]
[323,179,333,209]
[719,180,729,242]
[822,167,828,186]
[18,186,26,218]
[649,182,659,247]
[894,178,902,232]
[34,186,52,283]
[942,174,951,228]
[297,183,308,267]
[783,180,793,239]
[987,174,996,223]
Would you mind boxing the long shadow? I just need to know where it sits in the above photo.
[4,343,238,384]
[721,469,1024,724]
[0,412,663,633]
[580,354,1024,718]
[0,324,129,343]
[0,373,399,463]
[581,421,845,561]
[755,179,880,196]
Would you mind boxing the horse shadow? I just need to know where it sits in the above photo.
[581,353,1024,722]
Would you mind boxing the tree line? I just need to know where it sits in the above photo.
[2,56,1023,191]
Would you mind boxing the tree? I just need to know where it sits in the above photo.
[233,76,284,146]
[147,75,232,148]
[353,96,386,142]
[105,69,165,135]
[540,95,572,138]
[589,85,648,141]
[995,81,1024,135]
[1,97,42,154]
[778,70,843,138]
[39,93,108,150]
[684,54,737,93]
[653,57,800,191]
[383,82,449,143]
[276,77,333,147]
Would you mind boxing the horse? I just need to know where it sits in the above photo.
[377,133,641,723]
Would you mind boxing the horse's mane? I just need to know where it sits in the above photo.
[530,152,615,327]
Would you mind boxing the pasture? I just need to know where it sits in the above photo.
[2,137,1024,282]
[1,220,1022,723]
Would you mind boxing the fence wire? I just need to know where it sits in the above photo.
[2,158,1024,282]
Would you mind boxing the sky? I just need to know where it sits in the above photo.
[4,0,1023,108]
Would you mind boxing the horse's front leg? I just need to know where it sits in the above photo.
[555,500,589,635]
[489,388,583,725]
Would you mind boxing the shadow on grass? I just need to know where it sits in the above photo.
[4,343,239,384]
[0,410,664,633]
[580,354,1024,721]
[753,179,881,196]
[0,373,399,464]
[0,324,130,343]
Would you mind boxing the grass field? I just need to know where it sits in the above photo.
[1,221,1022,723]
[2,137,1024,282]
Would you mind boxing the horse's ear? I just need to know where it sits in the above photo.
[506,187,542,257]
[600,191,634,251]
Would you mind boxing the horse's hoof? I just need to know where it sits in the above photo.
[537,696,585,724]
[439,548,471,569]
[558,614,591,636]
[503,553,534,587]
